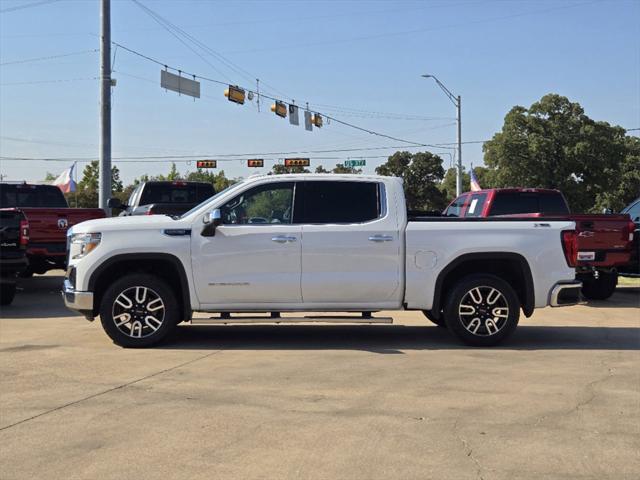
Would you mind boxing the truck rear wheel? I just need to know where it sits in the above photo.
[99,273,178,348]
[580,271,618,301]
[443,274,520,347]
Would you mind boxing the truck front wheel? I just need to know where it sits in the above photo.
[99,273,178,348]
[443,274,520,347]
[580,271,618,301]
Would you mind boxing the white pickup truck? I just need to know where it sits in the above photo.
[63,174,582,348]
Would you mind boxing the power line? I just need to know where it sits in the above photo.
[0,0,61,14]
[0,49,98,66]
[112,41,446,149]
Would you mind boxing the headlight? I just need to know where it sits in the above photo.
[70,233,101,260]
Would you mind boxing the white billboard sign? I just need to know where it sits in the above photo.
[161,70,200,99]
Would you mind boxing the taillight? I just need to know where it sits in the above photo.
[561,230,578,267]
[19,219,29,246]
[628,220,636,242]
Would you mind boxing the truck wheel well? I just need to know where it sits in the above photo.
[432,253,534,318]
[89,254,191,322]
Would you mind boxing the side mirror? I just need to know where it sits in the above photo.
[201,208,222,237]
[602,207,613,215]
[107,197,125,209]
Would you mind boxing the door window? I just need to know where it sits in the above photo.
[301,181,380,224]
[465,193,488,218]
[221,182,295,225]
[444,194,467,217]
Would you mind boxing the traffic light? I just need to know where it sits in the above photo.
[312,113,323,128]
[196,160,217,168]
[284,158,310,167]
[247,159,264,168]
[271,101,287,118]
[224,85,245,104]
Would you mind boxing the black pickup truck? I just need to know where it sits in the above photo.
[0,209,28,305]
[108,181,215,217]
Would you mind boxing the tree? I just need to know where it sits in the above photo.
[166,163,180,181]
[70,161,123,207]
[483,93,635,212]
[270,164,310,175]
[440,165,492,201]
[376,151,447,211]
[314,165,329,173]
[185,169,237,192]
[331,163,362,174]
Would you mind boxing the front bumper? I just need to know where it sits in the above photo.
[62,279,94,318]
[549,281,583,307]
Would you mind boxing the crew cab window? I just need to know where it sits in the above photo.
[465,193,487,218]
[539,194,570,214]
[301,181,380,224]
[0,184,68,208]
[490,192,541,216]
[444,194,468,217]
[221,182,294,225]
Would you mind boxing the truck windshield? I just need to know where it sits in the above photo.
[0,184,68,208]
[178,181,244,219]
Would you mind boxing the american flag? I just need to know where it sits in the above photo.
[470,167,481,192]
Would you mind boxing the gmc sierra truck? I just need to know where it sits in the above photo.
[63,174,582,348]
[0,183,105,275]
[444,188,635,300]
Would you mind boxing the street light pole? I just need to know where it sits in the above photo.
[99,0,112,215]
[422,74,463,196]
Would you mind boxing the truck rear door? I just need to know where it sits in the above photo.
[299,180,402,307]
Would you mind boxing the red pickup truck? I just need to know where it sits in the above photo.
[0,183,105,276]
[444,188,635,300]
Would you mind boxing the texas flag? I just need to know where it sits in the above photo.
[470,167,481,192]
[52,163,77,193]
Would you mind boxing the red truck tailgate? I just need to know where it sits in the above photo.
[20,208,105,255]
[569,214,634,267]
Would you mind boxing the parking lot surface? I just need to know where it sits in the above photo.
[1,273,639,480]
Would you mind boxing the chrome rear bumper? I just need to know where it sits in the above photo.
[549,281,583,307]
[62,279,94,315]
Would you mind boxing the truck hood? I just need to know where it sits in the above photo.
[69,214,183,234]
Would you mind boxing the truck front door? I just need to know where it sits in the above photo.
[191,181,303,307]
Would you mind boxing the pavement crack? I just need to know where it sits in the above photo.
[453,418,486,480]
[0,349,222,432]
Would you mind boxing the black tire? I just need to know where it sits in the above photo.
[421,310,446,327]
[99,273,178,348]
[580,271,618,301]
[443,274,520,347]
[1,283,17,306]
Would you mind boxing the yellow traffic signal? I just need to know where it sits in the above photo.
[247,159,264,168]
[224,85,245,105]
[271,101,287,118]
[196,160,217,168]
[284,158,310,167]
[312,113,323,128]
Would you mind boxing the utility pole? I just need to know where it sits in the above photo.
[422,74,463,196]
[99,0,112,215]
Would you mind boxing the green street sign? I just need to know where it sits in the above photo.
[344,159,366,167]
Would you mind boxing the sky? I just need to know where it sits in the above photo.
[1,0,639,185]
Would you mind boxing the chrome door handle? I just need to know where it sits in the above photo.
[368,235,393,242]
[272,235,297,243]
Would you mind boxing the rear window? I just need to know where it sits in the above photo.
[139,183,215,206]
[0,184,68,208]
[301,181,380,224]
[489,192,568,216]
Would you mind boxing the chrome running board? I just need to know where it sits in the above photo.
[191,315,393,325]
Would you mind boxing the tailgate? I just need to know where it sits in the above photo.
[20,208,105,245]
[570,214,633,266]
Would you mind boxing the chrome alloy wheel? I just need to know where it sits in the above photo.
[458,286,509,336]
[111,286,166,339]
